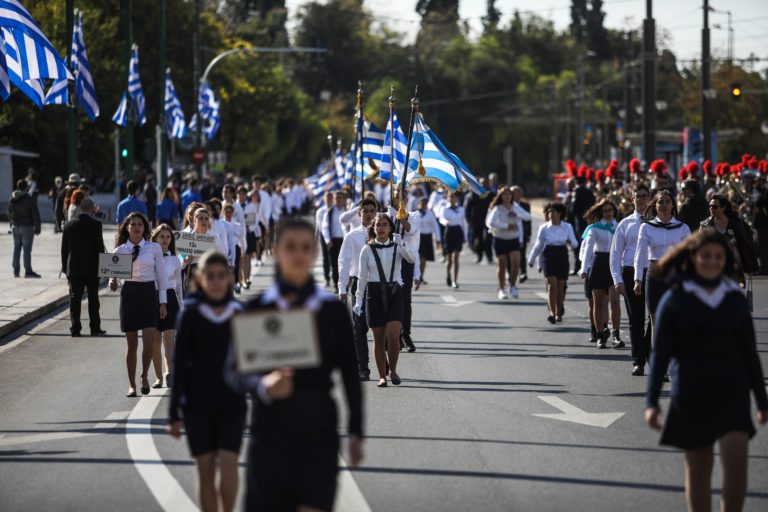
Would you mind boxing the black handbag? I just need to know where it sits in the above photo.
[370,243,400,312]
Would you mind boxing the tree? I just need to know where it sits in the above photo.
[482,0,501,33]
[570,0,588,41]
[586,0,610,59]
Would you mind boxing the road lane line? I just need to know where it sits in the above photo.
[125,394,197,512]
[336,456,373,512]
[0,411,129,447]
[533,396,625,428]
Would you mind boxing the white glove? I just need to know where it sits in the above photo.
[353,305,363,316]
[393,233,404,246]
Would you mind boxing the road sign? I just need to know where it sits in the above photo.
[191,147,206,164]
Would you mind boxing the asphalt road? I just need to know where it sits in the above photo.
[1,217,767,512]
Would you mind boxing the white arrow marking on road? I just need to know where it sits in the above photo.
[0,411,129,447]
[440,294,474,308]
[533,396,625,428]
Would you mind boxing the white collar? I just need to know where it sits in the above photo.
[261,281,333,312]
[653,216,676,224]
[128,238,146,248]
[681,277,743,309]
[198,300,242,324]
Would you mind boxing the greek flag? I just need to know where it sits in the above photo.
[362,120,384,162]
[0,37,11,100]
[127,44,145,125]
[164,70,186,138]
[379,111,408,183]
[0,0,72,82]
[197,82,221,140]
[1,27,43,107]
[71,10,98,121]
[111,92,128,126]
[43,77,67,105]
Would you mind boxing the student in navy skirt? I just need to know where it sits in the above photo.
[355,213,416,387]
[110,213,168,397]
[150,224,182,389]
[438,192,467,289]
[167,250,246,512]
[646,229,767,512]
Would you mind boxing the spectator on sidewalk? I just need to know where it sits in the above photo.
[116,180,148,225]
[61,198,106,337]
[49,176,64,233]
[8,179,41,278]
[55,174,81,233]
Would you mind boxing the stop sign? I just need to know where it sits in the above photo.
[191,147,206,164]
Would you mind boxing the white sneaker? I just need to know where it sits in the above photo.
[509,287,519,299]
[498,289,508,300]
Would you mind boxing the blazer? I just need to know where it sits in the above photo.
[61,214,106,278]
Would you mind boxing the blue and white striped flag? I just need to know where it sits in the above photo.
[43,77,67,105]
[404,115,461,190]
[127,44,146,126]
[164,69,186,138]
[379,112,408,183]
[362,120,384,162]
[1,27,43,107]
[0,0,72,82]
[197,82,220,140]
[71,10,98,121]
[111,91,128,126]
[0,37,10,100]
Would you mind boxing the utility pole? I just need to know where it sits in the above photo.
[193,0,202,177]
[123,0,134,180]
[548,82,558,172]
[623,31,634,164]
[577,55,585,162]
[642,0,656,167]
[702,0,712,163]
[66,0,77,174]
[157,0,167,191]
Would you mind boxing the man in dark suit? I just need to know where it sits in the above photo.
[61,198,106,337]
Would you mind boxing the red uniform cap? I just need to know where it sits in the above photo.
[629,158,641,175]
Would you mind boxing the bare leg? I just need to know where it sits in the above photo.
[195,453,218,512]
[452,253,460,283]
[140,328,157,390]
[445,253,452,282]
[718,431,749,512]
[386,321,402,375]
[497,254,509,290]
[218,450,240,512]
[592,289,608,331]
[420,256,427,281]
[508,251,521,287]
[684,445,714,512]
[556,280,566,316]
[152,329,163,385]
[162,330,175,377]
[371,327,387,380]
[610,287,621,330]
[125,332,139,391]
[546,277,557,316]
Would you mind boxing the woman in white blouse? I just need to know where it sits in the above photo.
[634,189,691,327]
[528,203,578,323]
[485,186,531,299]
[579,199,619,347]
[439,191,467,289]
[354,213,416,387]
[150,224,183,389]
[109,213,168,397]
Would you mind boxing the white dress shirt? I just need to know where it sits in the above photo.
[338,225,369,294]
[321,206,346,242]
[244,202,269,237]
[486,203,531,242]
[225,200,247,248]
[578,220,615,275]
[271,193,283,221]
[634,217,691,281]
[212,219,230,257]
[339,206,363,232]
[610,211,643,285]
[223,220,240,265]
[528,221,578,267]
[415,209,441,241]
[387,207,422,282]
[439,205,468,239]
[315,205,329,235]
[162,252,183,302]
[114,239,169,303]
[355,240,417,310]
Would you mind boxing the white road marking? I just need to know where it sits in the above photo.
[125,393,198,512]
[0,411,129,447]
[533,395,625,428]
[440,294,473,308]
[336,456,373,512]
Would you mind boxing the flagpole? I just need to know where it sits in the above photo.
[157,0,168,192]
[327,131,335,173]
[356,80,364,203]
[65,0,77,175]
[388,85,395,208]
[397,86,419,220]
[123,0,134,180]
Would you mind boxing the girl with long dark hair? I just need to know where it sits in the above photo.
[150,224,182,388]
[486,186,531,299]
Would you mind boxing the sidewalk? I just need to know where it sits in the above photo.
[0,222,115,339]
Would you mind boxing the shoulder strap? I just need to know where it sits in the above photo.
[389,244,398,283]
[369,246,389,283]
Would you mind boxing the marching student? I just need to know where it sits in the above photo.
[109,212,168,397]
[321,190,348,289]
[634,190,691,330]
[387,195,421,352]
[439,191,467,289]
[243,190,268,283]
[167,250,246,512]
[645,229,767,512]
[355,213,416,387]
[339,198,379,380]
[222,204,244,293]
[528,203,578,323]
[486,186,531,299]
[416,196,441,285]
[204,199,231,259]
[340,201,364,233]
[225,218,363,511]
[150,224,183,388]
[315,192,334,287]
[236,186,250,287]
[579,199,618,348]
[610,184,651,375]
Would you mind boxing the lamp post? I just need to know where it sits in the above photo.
[642,0,656,167]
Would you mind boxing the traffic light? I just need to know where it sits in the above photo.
[121,148,128,158]
[731,82,742,100]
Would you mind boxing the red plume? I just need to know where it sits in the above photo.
[748,156,758,169]
[577,164,588,179]
[741,154,751,167]
[687,161,699,176]
[760,161,768,173]
[629,158,641,175]
[585,167,594,181]
[650,160,667,174]
[595,169,605,182]
[703,160,712,175]
[564,160,577,176]
[679,168,689,181]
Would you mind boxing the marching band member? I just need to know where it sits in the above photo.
[226,219,363,511]
[486,186,530,299]
[321,190,349,289]
[339,198,379,380]
[439,191,467,289]
[110,212,169,397]
[579,199,618,348]
[416,196,441,285]
[610,184,651,375]
[150,224,183,388]
[167,250,245,512]
[528,203,578,322]
[354,213,416,387]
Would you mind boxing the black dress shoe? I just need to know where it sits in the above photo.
[402,334,416,352]
[632,365,644,376]
[90,329,107,336]
[24,271,41,278]
[71,331,82,338]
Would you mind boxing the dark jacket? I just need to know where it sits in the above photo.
[678,193,709,232]
[700,216,758,274]
[8,190,41,233]
[61,214,106,277]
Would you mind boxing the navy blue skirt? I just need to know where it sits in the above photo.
[120,281,158,332]
[542,245,569,279]
[645,262,668,316]
[494,237,520,256]
[157,289,180,332]
[444,226,464,254]
[587,252,613,291]
[365,282,404,328]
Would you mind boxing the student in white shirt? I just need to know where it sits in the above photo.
[338,198,379,380]
[579,199,619,348]
[109,212,169,398]
[610,183,651,375]
[206,199,231,259]
[439,191,467,288]
[321,190,349,288]
[528,203,578,324]
[387,193,421,352]
[243,191,265,285]
[150,224,183,389]
[315,192,334,287]
[235,187,250,287]
[485,186,531,299]
[415,197,441,284]
[222,204,244,293]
